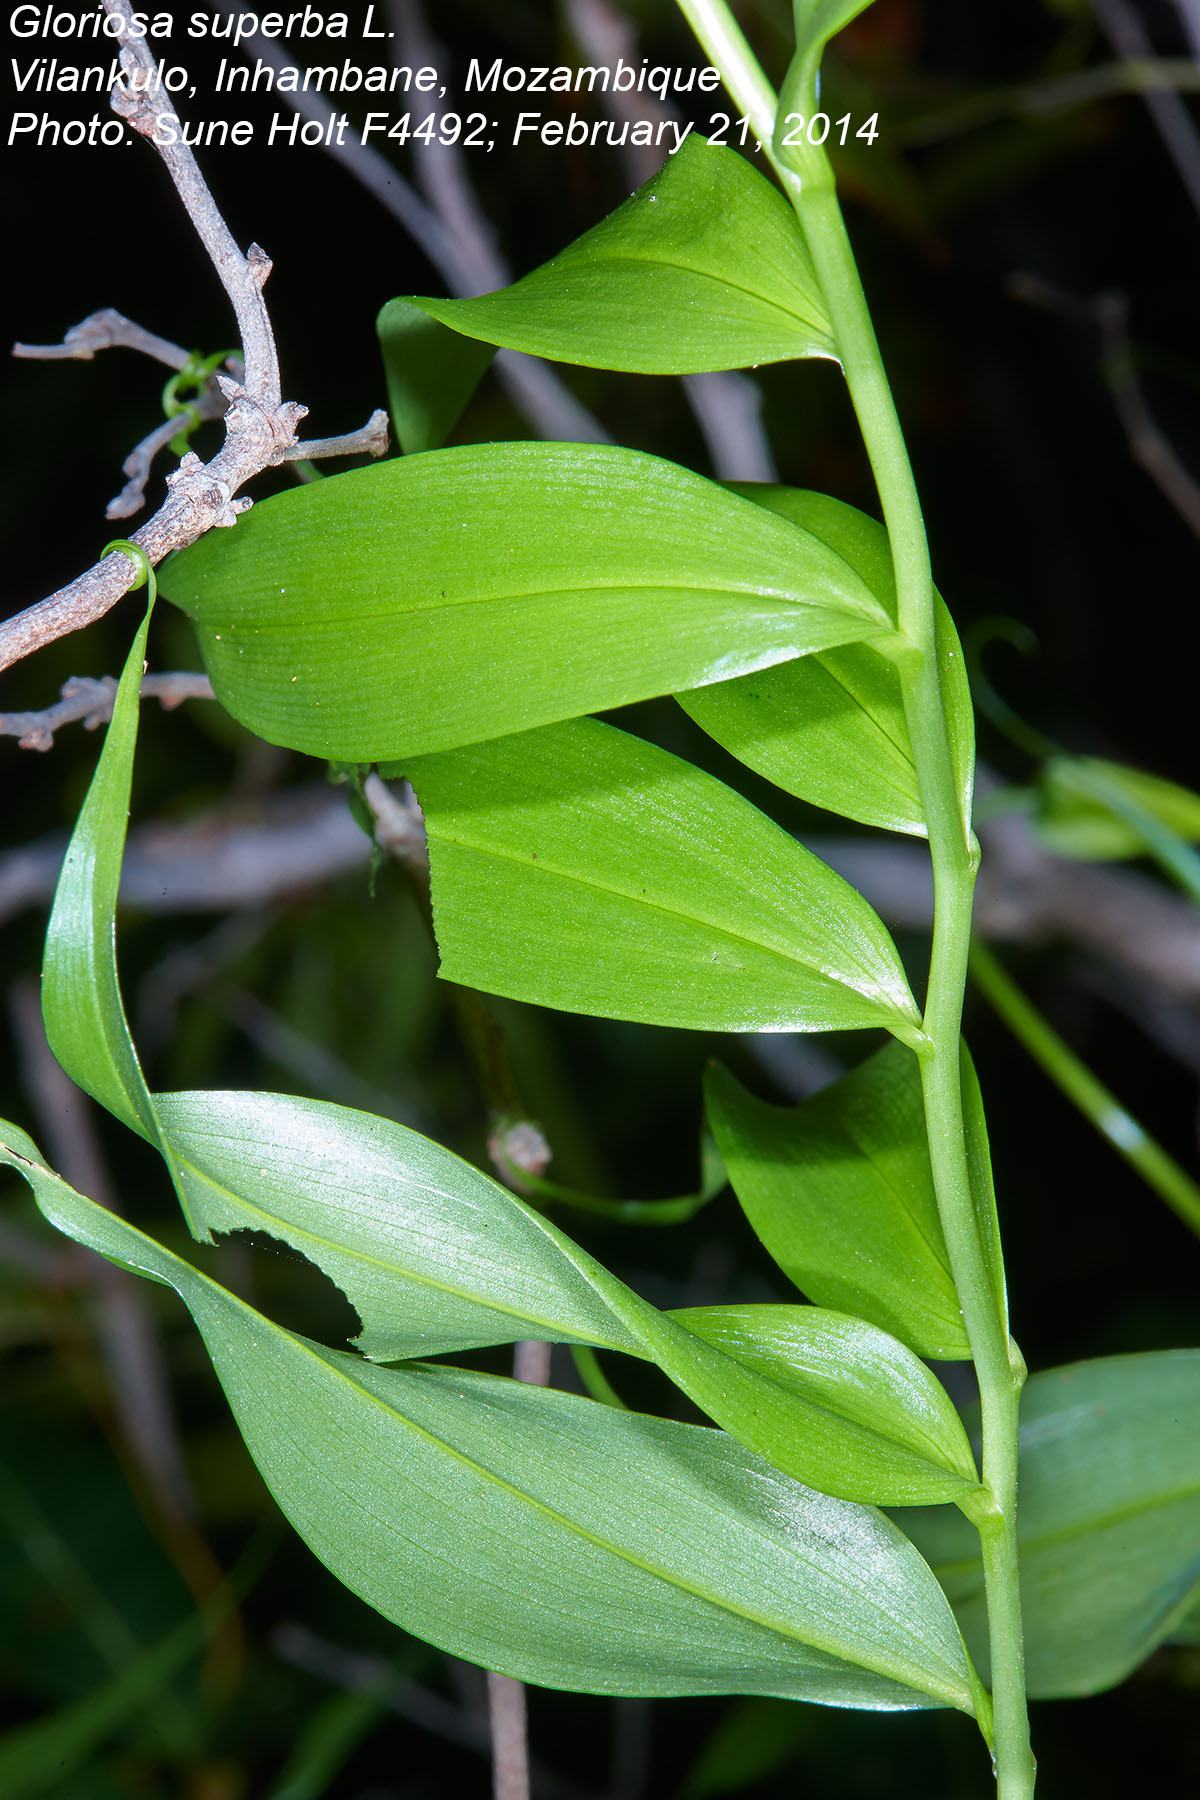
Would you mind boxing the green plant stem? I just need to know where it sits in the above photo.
[676,6,1035,1787]
[970,940,1200,1237]
[803,213,1032,1799]
[795,171,1034,1800]
[672,0,780,153]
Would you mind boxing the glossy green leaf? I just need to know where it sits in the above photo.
[41,612,157,1144]
[0,1126,984,1718]
[154,1088,643,1364]
[378,138,835,453]
[160,445,892,763]
[396,717,923,1039]
[706,1041,1006,1361]
[903,1352,1200,1697]
[1035,755,1200,863]
[677,1305,979,1506]
[680,488,974,837]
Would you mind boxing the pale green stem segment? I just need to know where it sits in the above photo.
[672,4,1036,1793]
[791,185,1033,1800]
[970,940,1200,1238]
[672,0,781,155]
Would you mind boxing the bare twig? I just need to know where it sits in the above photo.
[1176,0,1200,61]
[215,7,606,446]
[1,671,215,751]
[564,0,673,181]
[0,785,367,926]
[107,396,226,521]
[283,409,391,466]
[362,771,428,871]
[0,0,386,675]
[680,369,779,482]
[271,1625,588,1800]
[1010,274,1200,540]
[13,308,192,371]
[1094,290,1200,539]
[488,1667,533,1800]
[1094,0,1200,219]
[16,317,242,519]
[487,1339,551,1800]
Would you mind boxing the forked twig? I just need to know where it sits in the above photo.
[1,0,386,677]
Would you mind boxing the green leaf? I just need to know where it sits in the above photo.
[377,300,497,455]
[1035,755,1200,863]
[680,488,974,837]
[41,612,157,1144]
[160,446,892,762]
[677,1305,979,1506]
[397,717,923,1039]
[155,1091,972,1503]
[706,1042,1006,1361]
[378,139,835,442]
[903,1352,1200,1698]
[154,1087,644,1364]
[1,1126,984,1718]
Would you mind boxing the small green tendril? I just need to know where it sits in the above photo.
[161,349,238,456]
[964,617,1059,765]
[101,540,157,605]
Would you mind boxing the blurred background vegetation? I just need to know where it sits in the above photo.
[2,1,1199,1794]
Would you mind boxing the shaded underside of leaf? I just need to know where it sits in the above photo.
[155,1089,976,1505]
[902,1351,1200,1697]
[0,1125,981,1717]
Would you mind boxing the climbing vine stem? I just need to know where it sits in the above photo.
[675,5,1037,1794]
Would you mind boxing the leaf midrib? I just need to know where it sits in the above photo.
[430,825,906,1018]
[512,249,829,340]
[192,577,888,634]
